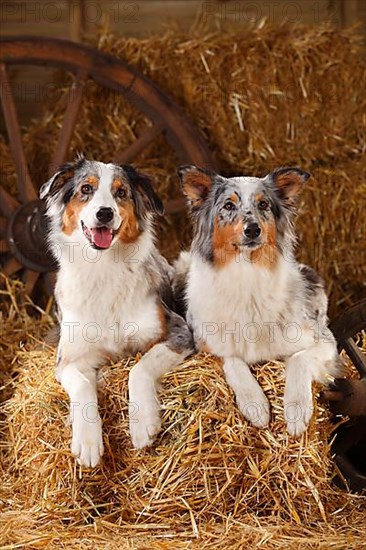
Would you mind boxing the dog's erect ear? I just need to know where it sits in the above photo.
[39,156,85,200]
[270,167,310,200]
[177,165,214,208]
[121,165,164,216]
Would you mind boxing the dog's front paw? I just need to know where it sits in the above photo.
[284,389,313,437]
[236,388,270,428]
[71,417,104,467]
[129,401,161,450]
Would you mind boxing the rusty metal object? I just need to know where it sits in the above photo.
[331,417,366,493]
[7,199,55,273]
[0,37,214,300]
[322,379,366,417]
[322,300,366,492]
[321,300,366,416]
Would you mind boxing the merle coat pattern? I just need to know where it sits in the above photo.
[175,165,339,436]
[41,157,193,466]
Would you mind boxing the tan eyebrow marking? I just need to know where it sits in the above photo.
[85,175,99,187]
[229,193,239,203]
[112,179,123,190]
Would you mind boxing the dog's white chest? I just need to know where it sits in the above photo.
[187,256,310,362]
[56,249,161,358]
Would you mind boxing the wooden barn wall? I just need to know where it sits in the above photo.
[2,1,366,40]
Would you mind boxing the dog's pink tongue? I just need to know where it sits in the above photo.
[91,227,113,249]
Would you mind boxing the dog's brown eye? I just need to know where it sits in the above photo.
[223,201,235,211]
[258,199,270,210]
[115,187,126,199]
[81,184,94,195]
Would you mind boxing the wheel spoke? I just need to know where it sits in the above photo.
[0,239,9,253]
[342,337,366,378]
[49,68,88,175]
[2,257,22,276]
[0,186,20,218]
[0,217,7,237]
[24,269,40,296]
[114,122,164,164]
[0,63,37,202]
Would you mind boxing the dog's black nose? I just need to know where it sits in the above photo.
[96,207,114,224]
[244,222,261,239]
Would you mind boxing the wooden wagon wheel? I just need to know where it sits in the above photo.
[0,37,214,301]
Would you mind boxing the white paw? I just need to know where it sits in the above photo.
[71,417,104,467]
[284,390,313,437]
[236,388,270,428]
[129,401,161,450]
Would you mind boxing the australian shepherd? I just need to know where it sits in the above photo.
[174,165,339,436]
[41,156,193,466]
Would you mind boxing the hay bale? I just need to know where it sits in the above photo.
[1,327,365,546]
[0,276,52,405]
[297,159,366,313]
[1,283,366,547]
[97,25,366,170]
[2,349,328,522]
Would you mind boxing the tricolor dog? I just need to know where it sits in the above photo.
[41,157,193,466]
[174,165,339,436]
